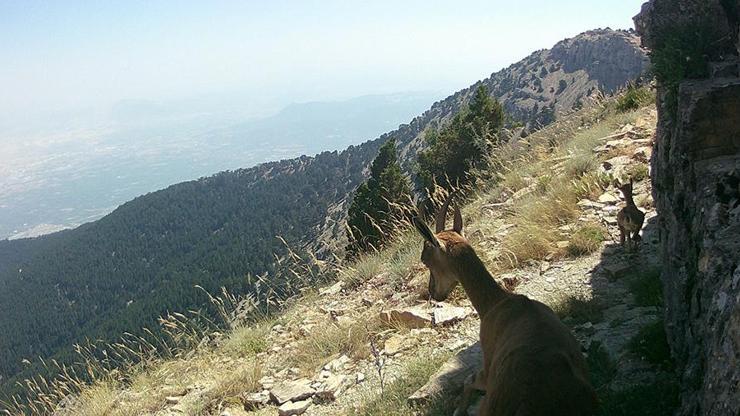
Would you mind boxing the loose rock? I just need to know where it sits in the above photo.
[278,399,312,416]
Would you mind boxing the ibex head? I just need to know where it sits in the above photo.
[412,195,465,301]
[615,177,634,197]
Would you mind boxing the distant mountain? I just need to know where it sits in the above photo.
[0,28,647,397]
[0,92,441,240]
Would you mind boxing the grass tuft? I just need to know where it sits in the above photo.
[554,295,605,325]
[289,318,379,374]
[597,377,679,416]
[627,320,673,371]
[627,268,663,307]
[221,323,270,358]
[568,223,608,256]
[586,341,617,390]
[615,84,655,113]
[349,350,454,416]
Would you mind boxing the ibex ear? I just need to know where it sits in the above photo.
[413,216,441,248]
[453,206,463,234]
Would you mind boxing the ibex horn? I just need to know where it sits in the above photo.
[435,192,454,233]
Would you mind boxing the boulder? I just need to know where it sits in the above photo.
[383,334,409,355]
[277,399,312,416]
[408,342,482,404]
[380,306,433,328]
[432,304,472,326]
[269,379,315,405]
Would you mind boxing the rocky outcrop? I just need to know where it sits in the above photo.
[314,29,649,255]
[635,1,740,415]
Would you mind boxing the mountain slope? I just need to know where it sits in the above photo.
[0,28,647,396]
[39,96,668,416]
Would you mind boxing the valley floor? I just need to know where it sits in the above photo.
[40,99,678,416]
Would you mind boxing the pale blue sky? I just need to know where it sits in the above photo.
[0,0,646,121]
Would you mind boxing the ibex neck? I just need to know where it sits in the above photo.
[454,247,508,318]
[624,193,635,206]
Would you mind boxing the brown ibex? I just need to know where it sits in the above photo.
[616,178,645,250]
[413,197,597,415]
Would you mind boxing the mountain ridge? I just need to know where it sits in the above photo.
[0,28,648,397]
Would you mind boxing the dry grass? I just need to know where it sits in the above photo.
[221,323,270,358]
[568,223,608,256]
[288,315,381,375]
[474,102,647,271]
[340,230,421,289]
[200,361,262,408]
[348,348,454,416]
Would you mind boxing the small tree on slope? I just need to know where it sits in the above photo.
[417,85,504,191]
[346,138,413,257]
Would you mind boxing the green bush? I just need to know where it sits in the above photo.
[650,21,719,116]
[627,268,663,307]
[568,223,608,256]
[628,320,674,370]
[417,85,504,190]
[616,84,654,112]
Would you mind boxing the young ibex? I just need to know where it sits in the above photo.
[413,198,597,416]
[616,178,645,250]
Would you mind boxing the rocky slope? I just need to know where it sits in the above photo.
[0,29,648,400]
[314,28,648,254]
[635,1,740,414]
[45,101,673,416]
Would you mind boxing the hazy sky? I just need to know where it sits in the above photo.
[1,0,646,121]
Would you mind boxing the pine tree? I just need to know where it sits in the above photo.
[346,138,412,256]
[417,85,504,191]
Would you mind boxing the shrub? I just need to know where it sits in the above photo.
[615,84,654,112]
[568,223,608,256]
[554,295,605,325]
[628,320,673,370]
[627,268,663,307]
[625,163,649,182]
[417,85,504,190]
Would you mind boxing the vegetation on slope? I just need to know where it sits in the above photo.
[2,90,681,416]
[345,138,413,257]
[0,30,648,400]
[416,85,504,191]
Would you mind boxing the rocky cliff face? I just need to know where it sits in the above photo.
[635,1,740,414]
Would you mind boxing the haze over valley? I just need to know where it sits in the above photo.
[0,91,442,239]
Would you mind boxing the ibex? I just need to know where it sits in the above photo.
[616,178,645,250]
[413,197,597,416]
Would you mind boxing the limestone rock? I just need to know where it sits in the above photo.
[380,306,433,328]
[319,281,344,296]
[269,379,315,405]
[323,354,351,372]
[314,374,348,402]
[408,342,482,404]
[632,146,652,162]
[603,261,631,279]
[164,396,181,405]
[278,399,312,416]
[597,192,620,204]
[383,334,409,355]
[243,391,270,410]
[432,304,472,326]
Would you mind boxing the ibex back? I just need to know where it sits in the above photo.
[413,198,597,415]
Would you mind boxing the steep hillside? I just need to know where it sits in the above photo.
[30,96,673,416]
[0,28,647,399]
[313,29,648,253]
